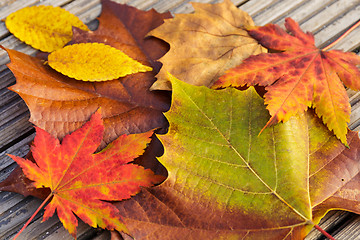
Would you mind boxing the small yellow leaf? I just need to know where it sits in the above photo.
[48,43,153,81]
[5,5,89,52]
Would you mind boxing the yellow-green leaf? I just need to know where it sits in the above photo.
[5,5,89,52]
[48,43,153,81]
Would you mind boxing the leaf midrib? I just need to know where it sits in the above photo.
[55,134,142,192]
[54,126,92,192]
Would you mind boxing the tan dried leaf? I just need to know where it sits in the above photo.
[149,0,265,90]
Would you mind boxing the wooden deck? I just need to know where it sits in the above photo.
[0,0,360,239]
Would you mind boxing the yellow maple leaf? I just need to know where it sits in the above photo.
[48,43,153,81]
[6,5,89,52]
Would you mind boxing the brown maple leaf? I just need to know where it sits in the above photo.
[213,18,360,145]
[9,110,163,238]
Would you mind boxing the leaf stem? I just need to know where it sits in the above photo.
[13,193,53,240]
[322,19,360,51]
[314,224,336,240]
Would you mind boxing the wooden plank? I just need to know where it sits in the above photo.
[161,0,249,15]
[273,0,336,25]
[0,0,40,17]
[12,213,102,240]
[331,26,360,51]
[0,0,72,17]
[1,192,94,240]
[231,0,249,6]
[0,99,28,131]
[252,0,305,25]
[172,0,214,14]
[0,191,25,214]
[350,100,360,130]
[0,133,34,170]
[0,112,32,150]
[128,0,160,10]
[0,36,35,65]
[37,219,94,240]
[333,216,360,240]
[0,88,18,109]
[315,4,360,48]
[0,1,359,240]
[15,214,68,240]
[0,196,43,239]
[300,0,360,34]
[305,211,355,239]
[63,0,99,14]
[240,0,280,16]
[145,0,189,12]
[76,4,102,24]
[0,162,17,182]
[0,69,14,89]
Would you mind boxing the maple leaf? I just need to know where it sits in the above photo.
[48,43,152,81]
[5,5,89,52]
[9,110,163,238]
[112,75,360,239]
[3,0,171,147]
[213,18,360,145]
[0,0,170,199]
[149,0,265,90]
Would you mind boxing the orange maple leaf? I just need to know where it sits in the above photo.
[213,18,360,145]
[9,110,163,238]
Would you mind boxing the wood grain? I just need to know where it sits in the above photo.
[0,0,359,239]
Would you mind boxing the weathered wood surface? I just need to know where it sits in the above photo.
[0,0,359,239]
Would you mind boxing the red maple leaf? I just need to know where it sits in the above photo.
[9,110,163,238]
[213,18,360,145]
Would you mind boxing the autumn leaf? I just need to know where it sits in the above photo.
[5,5,89,52]
[0,0,170,204]
[0,134,167,200]
[112,75,360,239]
[213,18,360,145]
[3,0,171,147]
[9,110,163,238]
[48,43,152,81]
[0,158,51,200]
[149,0,265,90]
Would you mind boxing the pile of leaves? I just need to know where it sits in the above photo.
[1,0,360,239]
